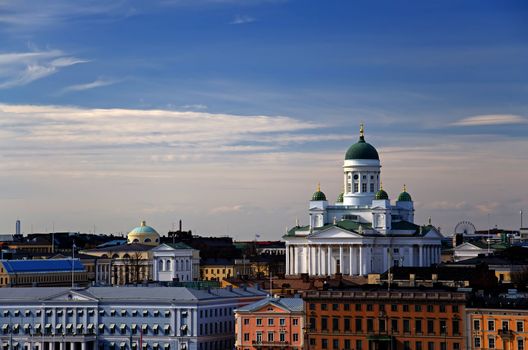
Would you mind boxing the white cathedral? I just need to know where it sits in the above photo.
[283,125,443,276]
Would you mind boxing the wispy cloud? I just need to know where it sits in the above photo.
[59,78,118,95]
[0,50,87,89]
[451,114,528,127]
[230,14,255,25]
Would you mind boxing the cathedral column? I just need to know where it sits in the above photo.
[327,246,332,275]
[339,245,343,274]
[317,244,323,276]
[359,246,363,275]
[409,246,414,267]
[305,246,310,275]
[349,246,353,276]
[419,245,424,267]
[285,245,290,274]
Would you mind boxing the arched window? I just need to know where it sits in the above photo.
[175,260,179,271]
[111,254,119,259]
[144,238,151,243]
[165,260,171,271]
[180,259,184,271]
[158,260,163,271]
[186,260,190,271]
[133,239,139,243]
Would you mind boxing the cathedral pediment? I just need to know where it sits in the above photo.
[422,227,444,239]
[43,290,98,302]
[308,226,363,240]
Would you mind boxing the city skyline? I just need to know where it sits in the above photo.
[1,1,527,238]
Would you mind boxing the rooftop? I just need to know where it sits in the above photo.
[1,259,84,273]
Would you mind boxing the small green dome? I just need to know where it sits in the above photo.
[312,190,327,201]
[397,185,412,202]
[311,183,327,201]
[375,189,389,200]
[345,124,379,160]
[336,192,344,203]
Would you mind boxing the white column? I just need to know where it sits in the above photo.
[359,246,364,275]
[339,245,343,274]
[364,245,370,274]
[294,246,299,274]
[327,246,332,275]
[419,245,424,267]
[81,343,86,350]
[349,246,353,276]
[307,245,311,275]
[409,246,414,267]
[304,246,309,274]
[285,245,290,275]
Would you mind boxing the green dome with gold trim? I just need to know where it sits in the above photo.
[345,124,379,160]
[397,185,412,202]
[311,183,327,201]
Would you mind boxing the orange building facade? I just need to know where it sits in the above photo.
[466,306,528,350]
[235,297,305,350]
[303,289,467,350]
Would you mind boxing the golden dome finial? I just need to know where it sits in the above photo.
[317,182,321,192]
[403,184,407,192]
[360,123,365,138]
[380,181,383,190]
[141,220,146,227]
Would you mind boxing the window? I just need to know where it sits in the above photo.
[279,333,285,342]
[256,319,262,326]
[518,321,524,332]
[356,340,362,350]
[355,304,362,311]
[344,304,350,311]
[440,343,446,350]
[439,305,446,312]
[293,333,299,342]
[427,305,434,312]
[415,304,422,312]
[333,318,339,331]
[415,320,422,334]
[379,319,386,332]
[452,305,459,312]
[474,337,481,348]
[403,304,409,312]
[310,339,316,346]
[391,304,398,312]
[310,317,316,331]
[427,319,435,334]
[321,304,327,311]
[370,183,374,192]
[453,319,460,335]
[243,319,249,325]
[256,332,262,343]
[267,318,274,326]
[362,183,367,192]
[293,318,299,326]
[474,319,481,331]
[518,338,524,350]
[243,333,249,341]
[279,318,285,326]
[309,303,315,311]
[453,343,460,350]
[344,318,351,331]
[322,317,328,331]
[488,320,495,331]
[403,319,410,333]
[489,337,495,349]
[332,304,339,311]
[440,320,447,334]
[416,342,422,350]
[366,304,373,311]
[502,321,509,331]
[344,339,351,350]
[404,341,410,350]
[322,339,328,349]
[367,319,374,332]
[353,183,359,193]
[355,318,362,332]
[391,319,398,332]
[428,342,435,350]
[333,339,339,349]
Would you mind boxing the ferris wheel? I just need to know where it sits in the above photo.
[454,221,476,236]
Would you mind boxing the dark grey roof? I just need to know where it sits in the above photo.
[81,243,154,253]
[0,286,267,303]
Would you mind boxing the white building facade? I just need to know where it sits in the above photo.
[151,244,200,282]
[284,125,443,276]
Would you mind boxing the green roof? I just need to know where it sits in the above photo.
[397,190,412,202]
[312,190,327,201]
[375,189,389,200]
[345,134,379,160]
[167,242,193,249]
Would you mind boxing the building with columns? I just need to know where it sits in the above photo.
[0,286,266,350]
[283,125,443,276]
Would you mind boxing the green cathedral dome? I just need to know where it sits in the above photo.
[311,183,327,201]
[375,189,389,200]
[345,124,379,160]
[397,185,412,202]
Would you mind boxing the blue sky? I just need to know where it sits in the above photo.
[0,0,527,237]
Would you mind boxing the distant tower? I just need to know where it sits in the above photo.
[15,220,21,235]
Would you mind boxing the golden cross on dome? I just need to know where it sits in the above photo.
[317,182,321,192]
[403,184,407,192]
[359,123,365,138]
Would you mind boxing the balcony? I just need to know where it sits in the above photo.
[498,329,514,339]
[252,341,290,347]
